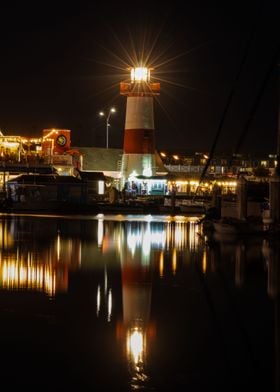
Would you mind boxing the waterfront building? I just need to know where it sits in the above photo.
[0,128,277,201]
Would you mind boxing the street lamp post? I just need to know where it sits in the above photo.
[99,107,116,149]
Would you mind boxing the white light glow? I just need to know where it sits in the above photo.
[131,67,149,82]
[97,219,104,248]
[107,288,112,322]
[142,167,152,177]
[127,329,144,364]
[96,285,101,317]
[129,170,138,181]
[98,180,105,195]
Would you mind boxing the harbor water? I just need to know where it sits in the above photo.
[0,213,278,391]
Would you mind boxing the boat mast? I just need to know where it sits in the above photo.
[193,18,258,201]
[269,57,280,223]
[277,59,280,174]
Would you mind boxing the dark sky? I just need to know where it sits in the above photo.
[0,1,279,155]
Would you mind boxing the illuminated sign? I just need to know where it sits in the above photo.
[56,135,67,147]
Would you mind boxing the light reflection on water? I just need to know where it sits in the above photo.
[0,214,278,391]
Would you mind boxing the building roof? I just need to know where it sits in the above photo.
[0,163,56,174]
[155,151,169,174]
[74,147,123,172]
[77,171,106,181]
[74,147,168,175]
[7,174,82,184]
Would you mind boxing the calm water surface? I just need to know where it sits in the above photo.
[0,213,278,391]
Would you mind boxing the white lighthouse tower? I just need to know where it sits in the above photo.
[120,67,160,189]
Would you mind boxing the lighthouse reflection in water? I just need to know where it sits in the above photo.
[0,214,277,391]
[96,216,201,389]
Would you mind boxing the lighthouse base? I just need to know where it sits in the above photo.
[121,153,156,183]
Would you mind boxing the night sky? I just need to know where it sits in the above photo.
[0,1,279,155]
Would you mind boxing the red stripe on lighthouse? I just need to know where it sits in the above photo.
[124,129,155,153]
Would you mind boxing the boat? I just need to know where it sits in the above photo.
[179,200,207,215]
[212,217,265,235]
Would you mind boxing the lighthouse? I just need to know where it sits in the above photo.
[120,67,160,191]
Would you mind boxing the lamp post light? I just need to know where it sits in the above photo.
[99,107,116,149]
